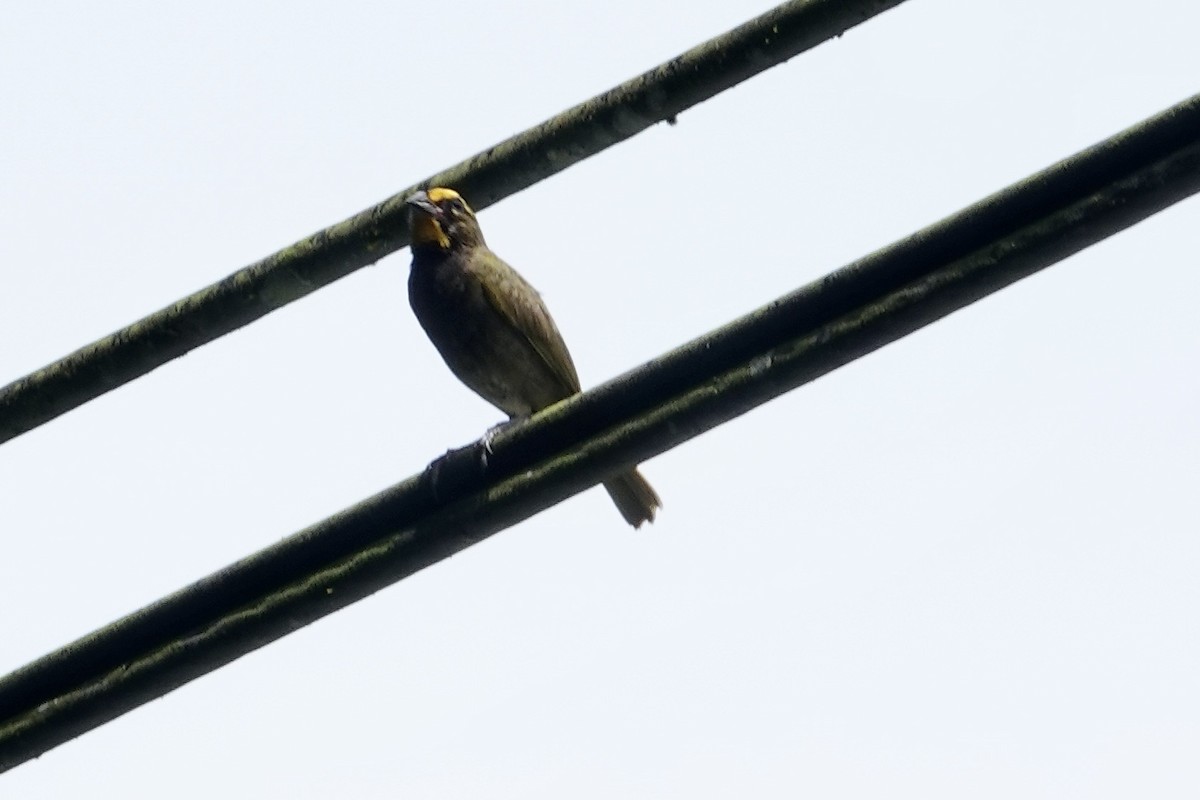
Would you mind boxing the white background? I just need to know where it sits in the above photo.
[2,1,1198,797]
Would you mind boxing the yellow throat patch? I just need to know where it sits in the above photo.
[411,213,451,250]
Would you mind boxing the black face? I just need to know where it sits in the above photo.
[437,194,474,234]
[438,193,468,216]
[407,189,484,250]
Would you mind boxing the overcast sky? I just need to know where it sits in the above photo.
[2,1,1198,797]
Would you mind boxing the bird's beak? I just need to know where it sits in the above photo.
[406,190,441,217]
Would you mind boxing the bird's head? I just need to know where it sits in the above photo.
[406,187,486,253]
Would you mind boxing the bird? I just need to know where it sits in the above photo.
[405,187,661,528]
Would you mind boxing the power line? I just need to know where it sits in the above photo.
[3,91,1197,772]
[0,0,909,446]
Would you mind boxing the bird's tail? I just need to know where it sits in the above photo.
[603,468,662,529]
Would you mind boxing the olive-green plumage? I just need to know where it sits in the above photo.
[406,187,660,528]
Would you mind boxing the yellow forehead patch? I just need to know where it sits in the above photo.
[426,187,460,202]
[427,186,472,212]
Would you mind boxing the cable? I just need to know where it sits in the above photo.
[0,0,910,446]
[3,91,1197,772]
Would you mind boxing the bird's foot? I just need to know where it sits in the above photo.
[480,419,519,466]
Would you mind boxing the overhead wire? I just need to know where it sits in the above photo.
[0,0,910,446]
[2,90,1198,772]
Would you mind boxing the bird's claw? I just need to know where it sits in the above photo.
[480,419,515,467]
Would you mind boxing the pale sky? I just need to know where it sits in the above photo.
[2,1,1198,797]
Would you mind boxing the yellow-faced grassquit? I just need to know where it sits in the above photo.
[406,187,661,528]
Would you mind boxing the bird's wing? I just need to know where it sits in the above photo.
[476,253,582,395]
